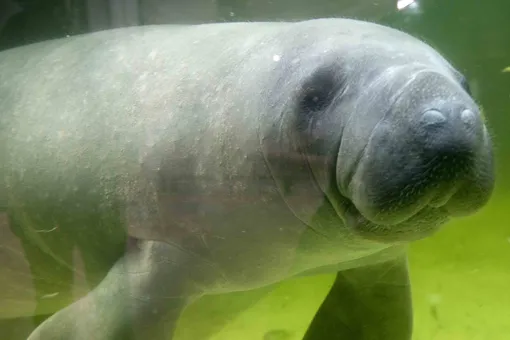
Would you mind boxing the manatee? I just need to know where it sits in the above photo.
[0,18,494,340]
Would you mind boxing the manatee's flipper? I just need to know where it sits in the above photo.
[302,255,412,340]
[27,239,199,340]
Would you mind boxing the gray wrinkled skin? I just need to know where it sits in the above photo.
[0,18,494,340]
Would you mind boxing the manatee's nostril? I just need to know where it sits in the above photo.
[460,109,476,127]
[420,109,446,127]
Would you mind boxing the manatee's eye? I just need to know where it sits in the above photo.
[459,75,472,95]
[299,84,333,113]
[298,66,345,115]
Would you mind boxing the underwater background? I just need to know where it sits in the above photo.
[0,0,508,339]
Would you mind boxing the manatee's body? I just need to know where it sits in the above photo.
[0,18,494,340]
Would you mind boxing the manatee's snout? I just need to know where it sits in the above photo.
[347,70,494,230]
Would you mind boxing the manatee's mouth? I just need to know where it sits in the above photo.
[329,141,450,244]
[342,201,450,243]
[339,127,470,244]
[335,68,495,244]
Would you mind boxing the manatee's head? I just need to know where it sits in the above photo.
[263,19,495,243]
[338,63,494,243]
